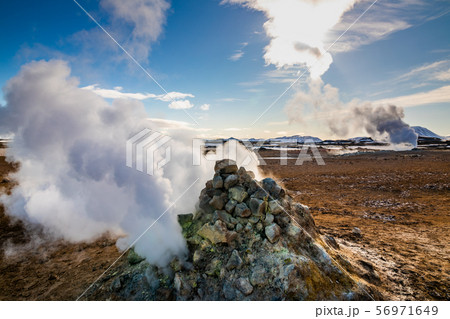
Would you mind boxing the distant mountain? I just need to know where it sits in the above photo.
[411,126,442,139]
[269,135,322,144]
[349,137,374,143]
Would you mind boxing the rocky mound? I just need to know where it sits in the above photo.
[86,160,378,301]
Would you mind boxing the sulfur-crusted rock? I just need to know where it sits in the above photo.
[229,186,248,203]
[197,221,228,244]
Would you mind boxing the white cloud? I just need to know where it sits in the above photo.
[223,0,358,78]
[328,0,445,53]
[218,97,244,102]
[82,85,195,107]
[168,99,194,110]
[82,84,155,100]
[199,104,210,111]
[228,42,248,61]
[156,92,195,102]
[373,85,450,108]
[396,60,450,83]
[101,0,171,61]
[229,50,244,61]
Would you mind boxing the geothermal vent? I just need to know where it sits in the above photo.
[85,159,379,301]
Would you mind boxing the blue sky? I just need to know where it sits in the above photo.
[1,0,449,138]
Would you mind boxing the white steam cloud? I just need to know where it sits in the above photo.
[285,79,418,147]
[223,0,358,78]
[0,60,261,266]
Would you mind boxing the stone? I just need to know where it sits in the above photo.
[127,249,145,265]
[237,167,252,185]
[214,210,234,224]
[245,223,253,232]
[248,216,260,224]
[226,250,243,270]
[205,180,213,189]
[197,221,228,244]
[209,195,225,210]
[223,281,236,300]
[235,223,243,232]
[205,258,222,277]
[212,175,223,189]
[229,186,248,203]
[256,222,263,232]
[271,185,283,198]
[193,250,202,264]
[170,258,182,272]
[286,224,302,240]
[264,213,274,226]
[214,159,238,174]
[353,227,362,237]
[249,198,266,216]
[252,189,267,200]
[177,213,193,228]
[265,223,281,243]
[235,278,253,296]
[262,178,277,194]
[250,265,266,287]
[111,277,122,291]
[247,180,261,195]
[268,200,283,215]
[234,202,251,218]
[223,174,238,189]
[247,171,255,179]
[225,199,237,213]
[199,194,214,214]
[237,166,247,176]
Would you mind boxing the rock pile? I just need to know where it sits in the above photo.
[86,159,377,301]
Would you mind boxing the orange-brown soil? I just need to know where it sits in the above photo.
[0,149,448,300]
[259,148,449,300]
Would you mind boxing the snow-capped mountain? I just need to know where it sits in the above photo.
[269,135,322,144]
[411,126,442,139]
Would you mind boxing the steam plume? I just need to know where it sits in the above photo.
[0,60,260,266]
[285,80,418,147]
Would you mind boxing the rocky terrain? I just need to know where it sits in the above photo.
[0,150,448,300]
[84,159,379,301]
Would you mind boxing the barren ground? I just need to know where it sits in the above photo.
[0,149,449,300]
